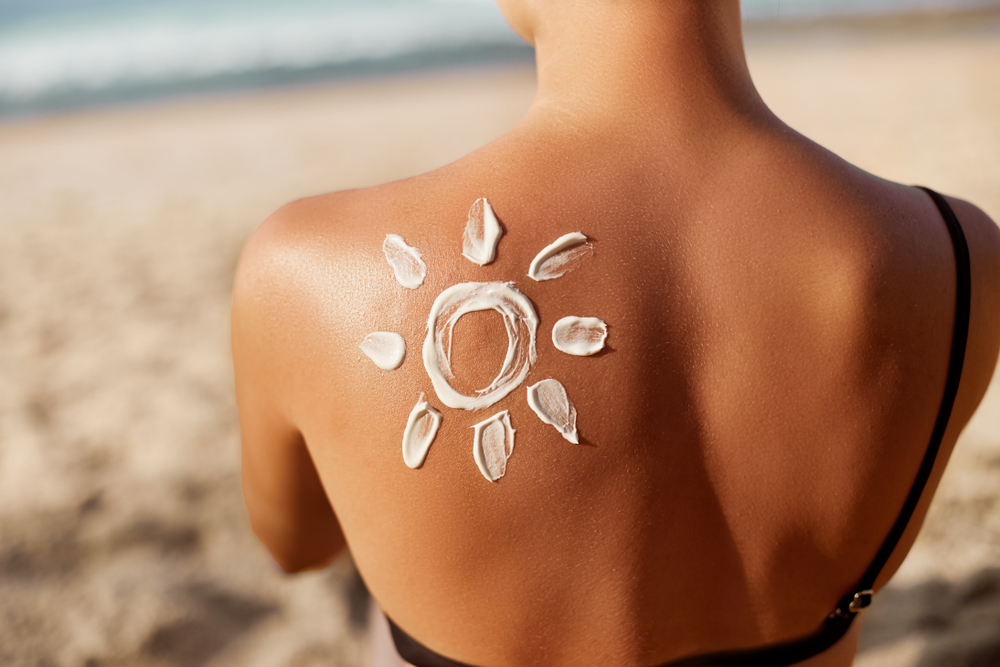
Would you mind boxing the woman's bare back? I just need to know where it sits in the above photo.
[232,2,1000,665]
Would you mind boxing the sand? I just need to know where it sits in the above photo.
[0,12,998,667]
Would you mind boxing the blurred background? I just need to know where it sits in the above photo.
[0,1,998,666]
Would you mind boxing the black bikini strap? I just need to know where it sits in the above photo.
[388,616,480,667]
[837,186,971,606]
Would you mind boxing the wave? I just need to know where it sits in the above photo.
[0,0,529,117]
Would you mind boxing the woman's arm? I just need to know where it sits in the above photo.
[232,211,347,573]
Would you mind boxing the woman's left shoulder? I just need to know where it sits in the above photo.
[941,193,1000,423]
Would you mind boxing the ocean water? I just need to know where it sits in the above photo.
[0,0,993,118]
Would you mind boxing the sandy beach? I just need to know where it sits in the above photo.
[1,11,998,667]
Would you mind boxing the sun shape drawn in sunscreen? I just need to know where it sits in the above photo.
[362,198,609,482]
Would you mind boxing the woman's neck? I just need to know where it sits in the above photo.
[526,0,769,133]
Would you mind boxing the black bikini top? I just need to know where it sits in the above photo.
[386,187,972,667]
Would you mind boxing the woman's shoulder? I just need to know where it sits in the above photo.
[936,192,1000,427]
[233,176,445,305]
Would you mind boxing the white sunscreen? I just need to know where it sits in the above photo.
[528,232,593,281]
[527,379,579,444]
[423,282,538,410]
[552,316,607,356]
[463,198,503,266]
[402,396,442,469]
[472,410,515,482]
[358,332,406,370]
[383,234,427,289]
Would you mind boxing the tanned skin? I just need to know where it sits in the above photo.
[232,1,1000,665]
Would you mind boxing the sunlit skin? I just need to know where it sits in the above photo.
[231,1,1000,665]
